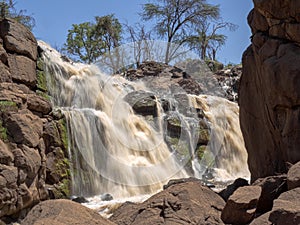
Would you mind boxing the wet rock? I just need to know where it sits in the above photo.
[287,161,300,190]
[71,196,89,203]
[123,90,158,117]
[21,199,115,225]
[111,179,225,225]
[101,193,113,201]
[221,185,262,225]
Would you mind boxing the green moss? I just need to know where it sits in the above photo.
[37,57,44,71]
[0,100,18,112]
[196,145,206,160]
[36,90,50,101]
[57,177,71,198]
[58,118,68,152]
[197,128,210,145]
[36,70,48,92]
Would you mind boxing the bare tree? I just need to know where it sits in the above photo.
[141,0,220,64]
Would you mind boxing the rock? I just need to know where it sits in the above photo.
[0,18,37,61]
[0,19,69,220]
[21,199,116,225]
[45,147,68,184]
[5,110,43,147]
[8,54,37,88]
[71,196,89,203]
[221,185,262,225]
[287,161,300,190]
[27,94,52,114]
[239,0,300,181]
[101,193,113,201]
[218,178,249,201]
[110,179,225,225]
[253,175,287,213]
[0,140,14,165]
[123,90,158,117]
[250,187,300,225]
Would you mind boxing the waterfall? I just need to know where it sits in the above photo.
[39,41,249,199]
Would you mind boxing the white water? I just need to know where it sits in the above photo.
[39,41,249,203]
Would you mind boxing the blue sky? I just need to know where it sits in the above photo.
[15,0,253,64]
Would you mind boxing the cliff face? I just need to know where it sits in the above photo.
[239,0,300,182]
[0,19,69,221]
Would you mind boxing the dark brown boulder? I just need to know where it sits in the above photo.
[218,178,249,201]
[110,179,225,225]
[21,199,115,225]
[239,0,300,181]
[250,187,300,225]
[253,175,287,213]
[287,161,300,190]
[221,186,262,225]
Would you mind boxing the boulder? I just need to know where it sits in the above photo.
[250,187,300,225]
[218,178,249,201]
[253,175,287,213]
[221,186,262,225]
[287,161,300,190]
[110,179,225,225]
[0,18,37,61]
[8,54,37,88]
[27,94,52,114]
[5,110,43,148]
[0,140,14,165]
[123,90,158,117]
[21,199,115,225]
[239,0,300,181]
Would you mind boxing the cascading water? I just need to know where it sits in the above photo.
[39,40,250,201]
[39,41,188,198]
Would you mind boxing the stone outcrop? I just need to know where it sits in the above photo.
[287,161,300,190]
[239,0,300,181]
[0,18,70,222]
[250,187,300,225]
[221,186,262,225]
[21,199,116,225]
[110,178,225,225]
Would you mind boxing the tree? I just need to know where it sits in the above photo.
[141,0,220,64]
[64,14,122,64]
[0,0,35,30]
[187,20,237,60]
[125,23,153,67]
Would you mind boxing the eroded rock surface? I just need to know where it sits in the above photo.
[0,19,70,222]
[110,179,225,225]
[239,0,300,181]
[21,199,116,225]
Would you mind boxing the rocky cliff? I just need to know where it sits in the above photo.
[0,19,70,223]
[239,0,300,182]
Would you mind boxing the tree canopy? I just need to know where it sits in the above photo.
[0,0,35,30]
[141,0,221,63]
[64,14,122,64]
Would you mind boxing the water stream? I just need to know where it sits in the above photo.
[39,41,249,205]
